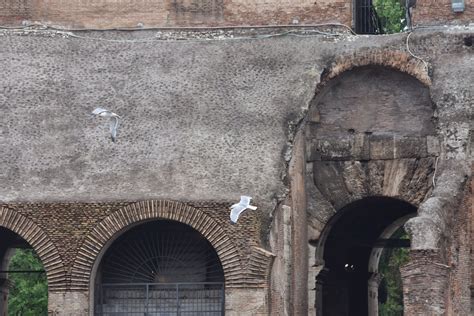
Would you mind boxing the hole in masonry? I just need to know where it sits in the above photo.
[464,36,472,47]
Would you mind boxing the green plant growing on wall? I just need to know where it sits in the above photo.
[378,228,410,316]
[373,0,406,33]
[8,249,47,316]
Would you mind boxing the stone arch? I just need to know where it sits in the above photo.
[367,213,414,274]
[71,200,245,292]
[313,197,417,315]
[317,49,431,92]
[313,197,417,267]
[305,61,437,247]
[0,206,65,291]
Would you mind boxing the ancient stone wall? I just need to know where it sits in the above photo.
[0,201,272,314]
[0,0,471,29]
[445,181,472,316]
[413,0,474,25]
[0,26,472,315]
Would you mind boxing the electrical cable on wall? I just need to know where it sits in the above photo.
[0,22,356,43]
[432,156,439,187]
[406,31,429,71]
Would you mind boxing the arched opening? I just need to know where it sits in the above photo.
[93,220,225,315]
[0,226,47,315]
[376,226,410,316]
[317,197,415,316]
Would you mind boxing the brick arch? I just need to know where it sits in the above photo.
[71,200,245,291]
[0,206,66,291]
[318,49,431,91]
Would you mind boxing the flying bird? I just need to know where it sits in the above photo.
[92,107,121,142]
[230,196,257,224]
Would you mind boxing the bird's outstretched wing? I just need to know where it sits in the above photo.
[230,205,246,224]
[92,107,108,115]
[109,116,119,142]
[240,196,251,205]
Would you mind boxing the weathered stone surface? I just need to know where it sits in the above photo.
[313,161,351,210]
[306,162,336,238]
[341,160,368,199]
[311,66,435,138]
[370,134,396,160]
[269,204,292,316]
[395,137,429,159]
[48,292,89,316]
[226,288,267,316]
[427,136,441,155]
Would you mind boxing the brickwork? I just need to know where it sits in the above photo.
[401,250,450,315]
[0,206,65,291]
[446,178,472,315]
[0,0,352,28]
[413,0,474,25]
[1,200,271,294]
[317,49,432,90]
[1,0,471,29]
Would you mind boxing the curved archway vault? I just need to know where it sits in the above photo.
[71,200,273,291]
[0,206,66,291]
[317,49,431,92]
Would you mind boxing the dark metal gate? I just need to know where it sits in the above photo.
[95,282,225,315]
[355,0,383,34]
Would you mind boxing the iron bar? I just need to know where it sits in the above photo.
[95,282,224,315]
[0,270,45,273]
[176,283,180,316]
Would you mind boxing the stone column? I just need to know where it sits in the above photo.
[367,273,383,316]
[400,250,450,316]
[288,131,308,315]
[48,291,89,316]
[314,267,329,316]
[0,278,11,316]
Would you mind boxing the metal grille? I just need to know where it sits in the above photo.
[355,0,383,34]
[96,282,224,315]
[100,221,225,284]
[95,221,225,315]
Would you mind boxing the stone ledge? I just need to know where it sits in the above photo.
[307,134,437,161]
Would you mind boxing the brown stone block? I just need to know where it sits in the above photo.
[352,133,370,160]
[314,136,354,160]
[313,161,351,210]
[394,136,428,158]
[369,134,395,160]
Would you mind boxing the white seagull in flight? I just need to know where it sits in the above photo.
[230,196,257,224]
[92,107,121,142]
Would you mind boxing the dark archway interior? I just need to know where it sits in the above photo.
[99,220,224,284]
[322,197,416,316]
[95,220,225,315]
[0,228,31,259]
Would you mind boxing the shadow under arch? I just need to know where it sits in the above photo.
[69,201,244,313]
[0,206,65,291]
[314,196,416,316]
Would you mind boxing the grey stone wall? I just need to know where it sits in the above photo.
[1,27,471,213]
[0,25,472,315]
